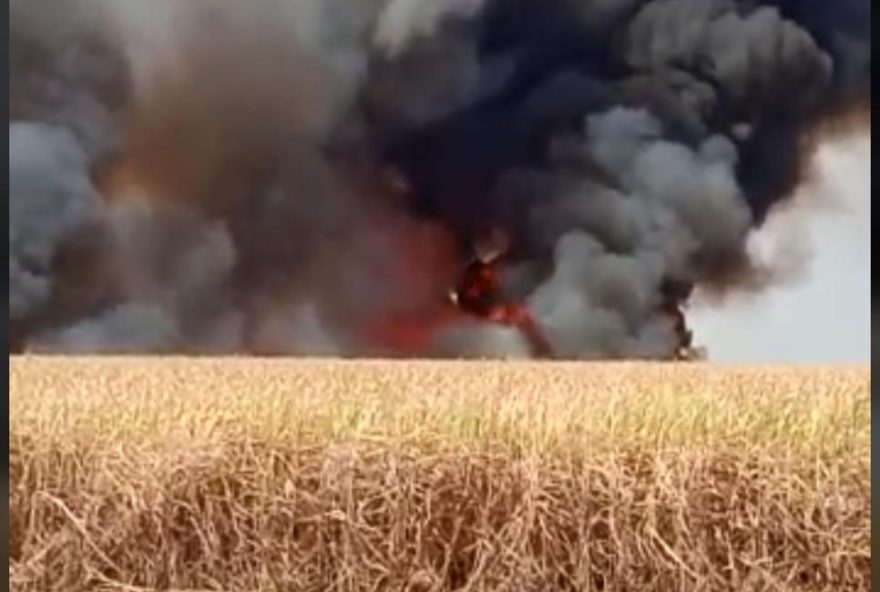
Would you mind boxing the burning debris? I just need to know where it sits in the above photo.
[9,0,870,359]
[449,246,555,358]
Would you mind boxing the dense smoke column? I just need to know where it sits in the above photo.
[383,0,865,237]
[8,0,870,359]
[376,0,870,358]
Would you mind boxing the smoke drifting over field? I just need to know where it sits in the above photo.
[9,0,870,358]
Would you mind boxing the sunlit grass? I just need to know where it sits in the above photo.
[10,356,870,592]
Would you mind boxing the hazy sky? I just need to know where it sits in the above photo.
[691,134,870,364]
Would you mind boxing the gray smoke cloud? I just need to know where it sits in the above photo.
[10,0,476,354]
[522,107,751,358]
[9,123,103,321]
[623,0,832,110]
[374,0,487,57]
[32,303,180,354]
[9,0,870,358]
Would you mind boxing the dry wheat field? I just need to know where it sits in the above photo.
[9,356,870,592]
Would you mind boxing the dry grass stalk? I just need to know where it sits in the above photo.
[10,357,870,591]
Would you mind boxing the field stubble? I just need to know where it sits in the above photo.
[9,356,871,592]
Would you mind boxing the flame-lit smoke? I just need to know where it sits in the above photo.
[9,0,870,359]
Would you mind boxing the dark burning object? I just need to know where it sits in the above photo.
[451,258,503,317]
[449,255,700,361]
[660,280,702,362]
[450,253,554,358]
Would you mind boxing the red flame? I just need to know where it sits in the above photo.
[366,253,554,358]
[453,258,554,357]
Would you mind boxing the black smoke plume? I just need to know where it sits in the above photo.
[9,0,870,358]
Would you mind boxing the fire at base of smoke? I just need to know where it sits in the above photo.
[9,0,870,359]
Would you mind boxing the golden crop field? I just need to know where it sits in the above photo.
[9,356,870,592]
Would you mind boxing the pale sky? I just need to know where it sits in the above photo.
[690,134,871,364]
